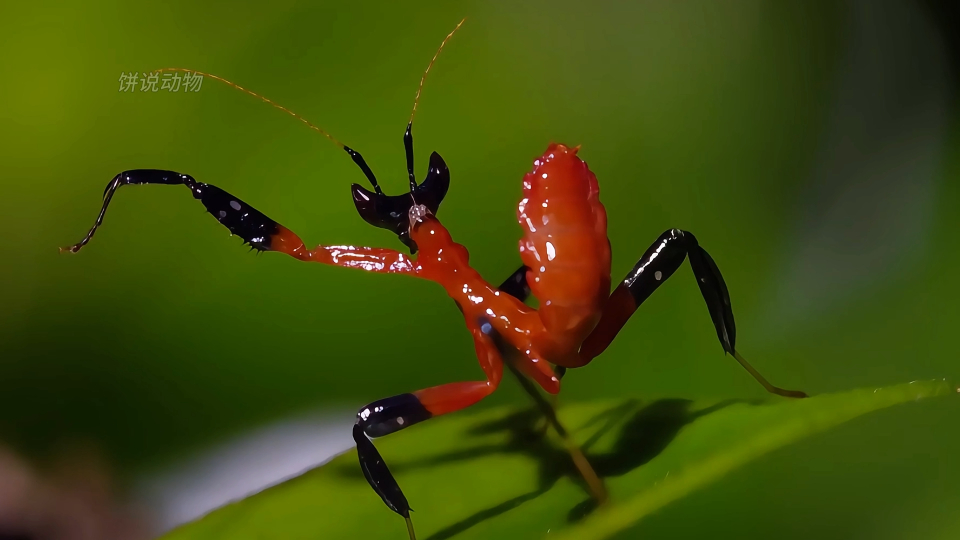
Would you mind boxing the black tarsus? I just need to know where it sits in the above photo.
[62,170,281,254]
[353,424,412,519]
[687,241,735,354]
[586,228,806,398]
[353,393,433,522]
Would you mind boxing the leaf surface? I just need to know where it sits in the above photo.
[161,379,957,540]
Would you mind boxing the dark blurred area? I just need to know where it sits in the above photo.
[0,0,957,538]
[0,443,148,540]
[923,0,960,73]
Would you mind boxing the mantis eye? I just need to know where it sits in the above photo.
[351,152,449,254]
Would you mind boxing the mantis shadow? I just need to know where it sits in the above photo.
[336,396,747,540]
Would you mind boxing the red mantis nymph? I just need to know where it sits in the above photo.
[62,20,806,539]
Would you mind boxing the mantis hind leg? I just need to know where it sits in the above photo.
[580,229,807,398]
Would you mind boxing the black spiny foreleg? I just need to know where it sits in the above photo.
[580,229,806,398]
[61,170,282,254]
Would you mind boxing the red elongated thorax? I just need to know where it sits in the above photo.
[518,144,611,355]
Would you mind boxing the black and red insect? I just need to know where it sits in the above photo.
[63,21,806,539]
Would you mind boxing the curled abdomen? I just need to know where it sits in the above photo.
[517,144,611,349]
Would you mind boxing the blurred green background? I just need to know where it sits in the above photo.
[1,0,958,538]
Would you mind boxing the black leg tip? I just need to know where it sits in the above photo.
[353,424,412,518]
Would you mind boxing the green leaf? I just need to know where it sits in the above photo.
[161,379,956,540]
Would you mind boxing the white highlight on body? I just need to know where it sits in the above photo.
[525,241,541,262]
[546,242,556,261]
